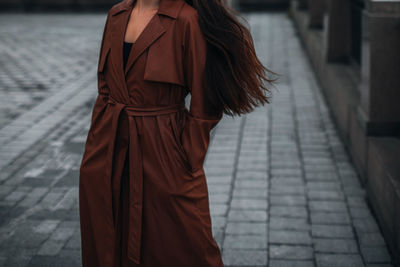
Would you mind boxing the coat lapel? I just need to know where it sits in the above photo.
[124,14,166,76]
[108,0,186,86]
[109,1,132,100]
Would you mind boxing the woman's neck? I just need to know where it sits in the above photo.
[134,0,160,11]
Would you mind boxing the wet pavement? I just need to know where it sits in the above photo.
[0,12,394,267]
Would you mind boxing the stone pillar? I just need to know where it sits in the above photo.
[358,0,400,135]
[324,0,351,62]
[308,0,325,28]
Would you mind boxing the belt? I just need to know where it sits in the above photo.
[105,96,185,264]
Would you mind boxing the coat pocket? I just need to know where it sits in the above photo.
[168,113,193,175]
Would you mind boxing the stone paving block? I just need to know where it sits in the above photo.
[304,167,337,175]
[237,161,268,171]
[302,156,333,163]
[314,238,358,254]
[33,219,60,234]
[361,246,392,264]
[270,195,307,206]
[37,239,65,256]
[226,222,267,235]
[353,218,380,233]
[302,152,330,159]
[269,217,310,231]
[311,225,354,239]
[269,230,312,245]
[2,248,36,267]
[206,176,233,185]
[0,185,14,199]
[270,245,313,260]
[271,168,302,177]
[3,191,25,205]
[21,177,54,187]
[53,188,78,210]
[365,264,394,267]
[270,206,308,218]
[0,253,5,266]
[307,190,345,200]
[309,200,347,212]
[347,196,368,208]
[358,232,387,247]
[205,167,234,176]
[27,255,58,267]
[223,234,268,249]
[234,179,268,189]
[3,220,51,249]
[310,212,351,225]
[18,187,49,207]
[269,260,315,267]
[65,229,81,250]
[271,177,303,186]
[49,225,75,242]
[240,146,267,154]
[270,161,302,169]
[207,185,231,195]
[58,249,82,267]
[210,204,228,216]
[39,188,66,210]
[212,227,224,247]
[270,185,305,195]
[349,206,374,219]
[306,181,341,190]
[24,169,63,180]
[4,174,27,187]
[54,170,79,187]
[205,160,235,168]
[305,172,339,181]
[315,253,364,267]
[343,186,366,197]
[222,249,267,266]
[340,174,362,186]
[211,216,226,228]
[209,194,230,204]
[232,188,268,198]
[231,198,268,209]
[227,209,268,222]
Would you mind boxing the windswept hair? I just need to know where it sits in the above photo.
[185,0,277,116]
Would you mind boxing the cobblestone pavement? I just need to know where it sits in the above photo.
[0,12,394,267]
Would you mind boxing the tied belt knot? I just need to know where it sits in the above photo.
[105,96,185,264]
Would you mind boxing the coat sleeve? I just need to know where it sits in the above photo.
[180,11,223,175]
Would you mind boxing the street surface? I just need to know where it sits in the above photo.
[0,12,394,267]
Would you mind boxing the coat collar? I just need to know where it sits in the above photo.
[107,0,186,102]
[110,0,185,19]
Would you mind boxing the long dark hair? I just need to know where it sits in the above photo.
[184,0,277,116]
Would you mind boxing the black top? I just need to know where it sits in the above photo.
[123,41,134,71]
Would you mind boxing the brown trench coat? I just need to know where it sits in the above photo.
[79,0,224,266]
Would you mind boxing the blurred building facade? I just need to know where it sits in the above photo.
[236,0,290,10]
[291,0,400,264]
[0,0,120,11]
[0,0,233,11]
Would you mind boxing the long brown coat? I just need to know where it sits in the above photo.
[79,0,224,266]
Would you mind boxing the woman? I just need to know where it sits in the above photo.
[79,0,275,266]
